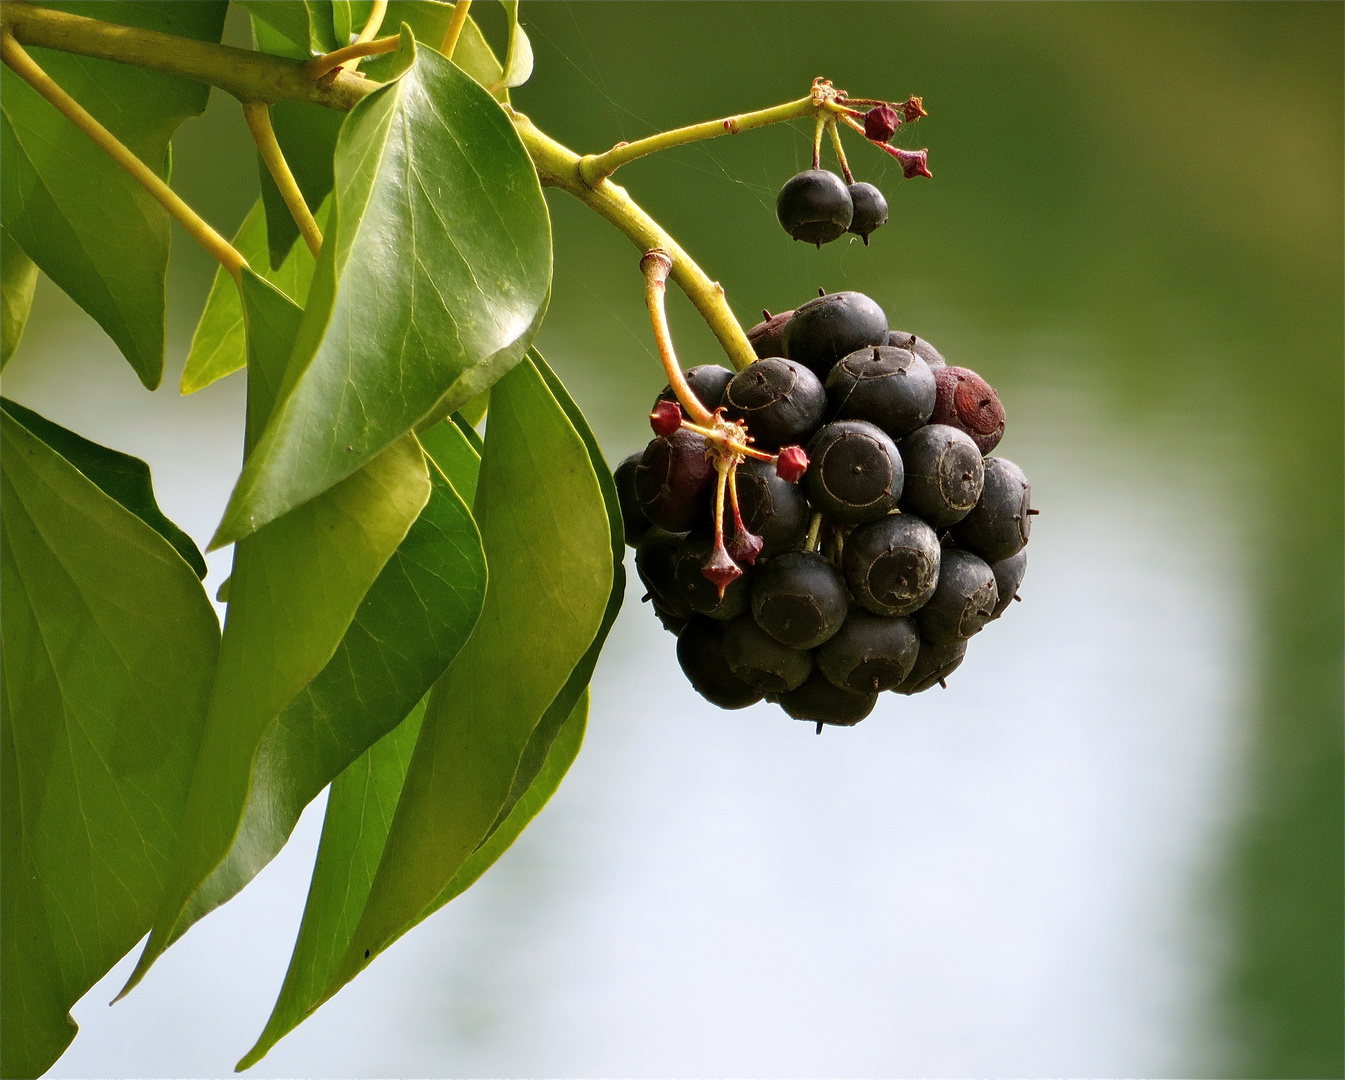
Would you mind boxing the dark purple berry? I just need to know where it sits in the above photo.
[635,528,693,620]
[891,638,966,694]
[634,429,715,532]
[897,424,985,528]
[722,358,826,451]
[815,609,919,693]
[615,451,653,548]
[776,169,853,246]
[887,331,946,369]
[746,310,794,360]
[656,364,735,414]
[989,549,1027,620]
[842,514,941,616]
[931,366,1005,454]
[952,457,1031,563]
[846,182,888,242]
[864,105,900,143]
[677,618,763,710]
[802,420,904,525]
[751,551,849,649]
[826,345,936,439]
[914,548,997,645]
[783,291,889,382]
[722,615,813,694]
[724,457,809,557]
[775,669,877,727]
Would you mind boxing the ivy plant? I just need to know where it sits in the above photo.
[0,2,928,1074]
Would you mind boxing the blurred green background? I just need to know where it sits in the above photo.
[4,3,1340,1077]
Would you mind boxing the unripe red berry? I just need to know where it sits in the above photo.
[650,400,682,437]
[931,366,1006,453]
[775,445,809,483]
[863,105,900,143]
[892,147,932,179]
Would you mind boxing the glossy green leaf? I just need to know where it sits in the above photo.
[239,689,586,1071]
[0,3,227,389]
[360,2,505,96]
[498,0,534,89]
[214,32,551,547]
[236,1,336,57]
[120,270,433,997]
[313,354,610,1005]
[181,196,330,395]
[1,229,38,368]
[0,399,206,578]
[1,406,219,1080]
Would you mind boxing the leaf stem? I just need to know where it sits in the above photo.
[441,0,472,58]
[826,118,853,184]
[243,101,323,258]
[305,35,398,80]
[342,0,388,72]
[0,29,245,284]
[641,250,714,426]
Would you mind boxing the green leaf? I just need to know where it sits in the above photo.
[213,31,551,547]
[119,270,433,998]
[181,196,330,395]
[314,353,611,1006]
[236,1,338,57]
[0,3,228,389]
[1,406,220,1080]
[239,688,586,1071]
[361,2,504,94]
[498,0,534,89]
[1,229,38,368]
[0,399,206,578]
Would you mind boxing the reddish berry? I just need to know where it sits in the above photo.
[891,147,932,179]
[650,400,682,437]
[775,445,809,483]
[727,527,764,566]
[931,366,1005,453]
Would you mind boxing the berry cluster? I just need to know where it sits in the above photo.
[617,290,1034,732]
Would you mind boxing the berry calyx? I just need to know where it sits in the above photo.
[879,145,932,179]
[775,445,809,483]
[863,105,900,143]
[900,96,928,123]
[649,400,682,437]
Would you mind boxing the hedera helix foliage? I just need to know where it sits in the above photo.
[0,2,928,1074]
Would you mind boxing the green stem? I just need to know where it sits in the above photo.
[578,96,815,187]
[440,0,472,57]
[244,101,323,258]
[826,118,853,184]
[812,112,825,170]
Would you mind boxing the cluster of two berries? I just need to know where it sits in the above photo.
[618,290,1034,729]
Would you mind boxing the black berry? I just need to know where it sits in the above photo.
[951,457,1031,563]
[722,615,813,693]
[842,513,941,616]
[989,549,1027,620]
[677,618,763,710]
[931,366,1005,454]
[721,358,826,450]
[751,551,849,649]
[891,638,967,694]
[635,527,693,620]
[634,429,715,532]
[897,424,985,528]
[887,331,946,369]
[846,182,888,243]
[746,309,794,360]
[783,291,889,381]
[775,669,877,727]
[914,548,998,645]
[652,606,689,636]
[776,168,853,246]
[815,609,919,693]
[826,345,936,439]
[726,456,810,556]
[674,531,752,620]
[614,451,652,548]
[656,364,735,414]
[802,420,904,525]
